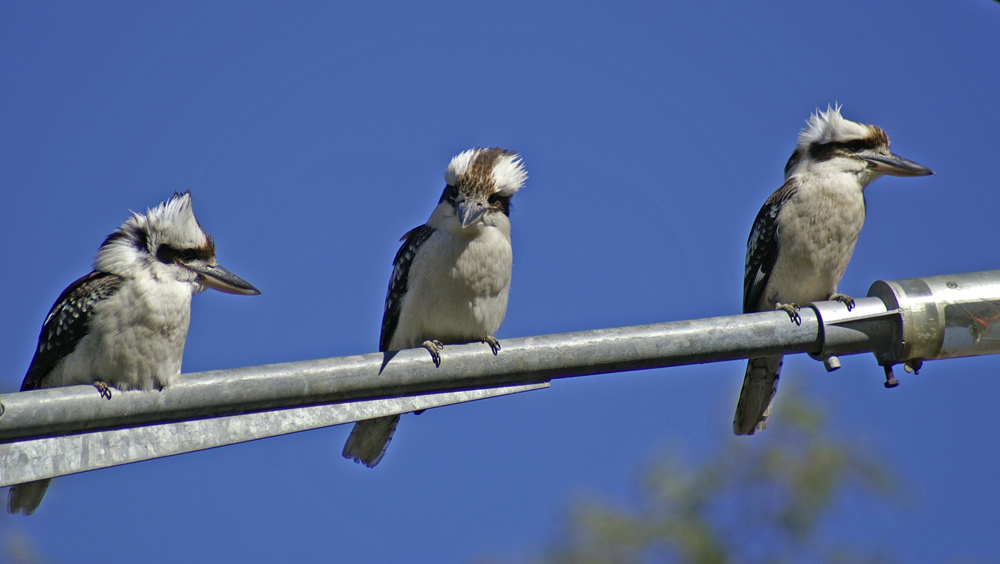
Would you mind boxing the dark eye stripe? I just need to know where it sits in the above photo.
[808,137,880,161]
[439,184,458,205]
[156,244,214,264]
[489,194,511,216]
[808,126,890,161]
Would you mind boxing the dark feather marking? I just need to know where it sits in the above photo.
[808,126,890,162]
[783,147,806,177]
[156,241,215,264]
[744,179,799,313]
[379,225,435,352]
[438,184,458,206]
[101,229,147,253]
[21,271,125,391]
[785,126,889,175]
[488,193,511,216]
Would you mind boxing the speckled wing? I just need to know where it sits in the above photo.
[21,271,124,391]
[743,179,798,314]
[379,225,435,352]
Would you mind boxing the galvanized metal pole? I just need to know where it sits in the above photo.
[0,304,838,486]
[0,305,831,442]
[2,269,999,487]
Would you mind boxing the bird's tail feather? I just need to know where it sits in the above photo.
[733,355,782,435]
[7,479,51,516]
[342,415,400,468]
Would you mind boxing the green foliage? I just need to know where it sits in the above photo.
[483,391,899,564]
[2,529,48,564]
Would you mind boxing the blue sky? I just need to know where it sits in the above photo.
[1,1,998,562]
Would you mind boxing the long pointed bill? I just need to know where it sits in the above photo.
[864,152,934,177]
[457,197,489,228]
[185,262,261,295]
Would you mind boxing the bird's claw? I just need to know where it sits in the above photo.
[829,293,856,311]
[482,335,501,355]
[93,381,113,400]
[775,303,802,325]
[421,340,444,367]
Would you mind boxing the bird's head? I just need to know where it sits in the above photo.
[784,104,933,186]
[95,192,260,295]
[434,147,526,230]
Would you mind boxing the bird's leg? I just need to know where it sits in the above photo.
[774,302,801,325]
[482,335,501,355]
[93,381,113,400]
[421,340,444,367]
[882,364,899,388]
[829,293,856,311]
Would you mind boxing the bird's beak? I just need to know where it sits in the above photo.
[863,152,934,177]
[457,197,489,228]
[185,261,261,295]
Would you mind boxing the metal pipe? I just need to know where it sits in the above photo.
[0,383,548,486]
[0,307,825,443]
[869,269,1000,361]
[3,269,1000,486]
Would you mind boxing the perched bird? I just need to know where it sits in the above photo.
[7,192,260,515]
[734,105,932,435]
[343,147,527,467]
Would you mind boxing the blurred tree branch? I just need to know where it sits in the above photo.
[2,522,49,564]
[482,390,900,564]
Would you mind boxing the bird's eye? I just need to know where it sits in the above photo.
[156,245,178,263]
[156,245,208,264]
[845,140,867,153]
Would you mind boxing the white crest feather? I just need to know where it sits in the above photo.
[140,192,208,250]
[797,104,873,148]
[444,148,527,196]
[491,152,527,197]
[95,192,210,274]
[445,149,479,186]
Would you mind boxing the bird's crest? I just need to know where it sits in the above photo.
[446,148,526,198]
[784,105,890,178]
[96,192,214,274]
[796,104,888,149]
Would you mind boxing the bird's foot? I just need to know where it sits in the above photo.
[883,364,899,388]
[775,303,802,325]
[93,381,113,400]
[829,293,856,311]
[482,335,501,355]
[421,340,444,367]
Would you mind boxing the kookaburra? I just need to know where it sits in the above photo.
[735,105,933,435]
[7,192,260,515]
[343,147,527,467]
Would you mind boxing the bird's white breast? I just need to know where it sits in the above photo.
[46,277,195,390]
[390,220,513,350]
[763,175,866,309]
